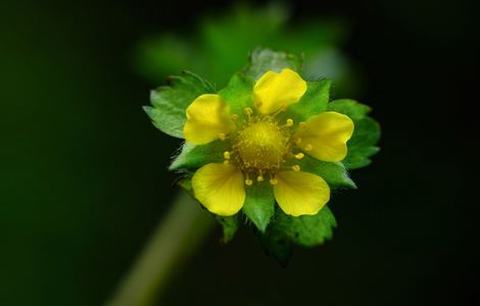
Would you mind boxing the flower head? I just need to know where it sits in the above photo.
[145,49,380,259]
[183,68,354,217]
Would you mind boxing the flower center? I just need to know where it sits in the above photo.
[234,121,289,171]
[220,107,306,186]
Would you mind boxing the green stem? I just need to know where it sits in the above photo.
[105,191,215,306]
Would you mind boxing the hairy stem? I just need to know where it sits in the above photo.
[106,191,214,306]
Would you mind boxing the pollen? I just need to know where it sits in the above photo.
[227,109,302,186]
[294,152,304,159]
[234,120,289,171]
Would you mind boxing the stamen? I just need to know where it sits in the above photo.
[256,170,265,182]
[292,165,301,172]
[245,178,253,186]
[294,152,304,160]
[218,133,226,141]
[223,151,231,160]
[270,105,287,118]
[231,114,239,121]
[269,178,278,185]
[244,107,253,118]
[305,144,313,151]
[285,118,294,127]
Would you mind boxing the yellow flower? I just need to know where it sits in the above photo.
[184,68,354,217]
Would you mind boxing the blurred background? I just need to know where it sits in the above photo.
[1,0,478,305]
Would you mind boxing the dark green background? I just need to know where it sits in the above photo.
[1,0,477,305]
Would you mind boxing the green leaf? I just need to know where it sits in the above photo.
[218,73,254,116]
[144,71,215,138]
[344,117,381,169]
[297,155,356,189]
[328,99,371,121]
[134,34,196,83]
[328,99,380,169]
[259,220,293,266]
[134,4,353,91]
[169,140,227,171]
[259,206,336,263]
[287,79,331,121]
[242,183,275,233]
[272,206,337,247]
[244,48,302,80]
[217,216,240,243]
[177,177,193,194]
[199,4,288,85]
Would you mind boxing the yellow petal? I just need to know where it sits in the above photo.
[274,171,330,217]
[183,94,234,145]
[192,163,245,216]
[294,111,354,162]
[253,68,307,115]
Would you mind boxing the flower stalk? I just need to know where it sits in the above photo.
[106,191,214,306]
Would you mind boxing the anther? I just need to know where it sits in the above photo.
[292,165,301,172]
[285,118,294,127]
[294,152,304,160]
[223,151,231,160]
[245,178,253,186]
[269,178,278,185]
[305,144,313,151]
[231,114,239,121]
[218,133,226,141]
[244,107,253,116]
[257,175,264,182]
